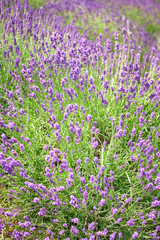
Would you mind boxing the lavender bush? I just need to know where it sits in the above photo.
[0,0,160,239]
[43,0,160,58]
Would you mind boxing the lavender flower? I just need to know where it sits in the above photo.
[70,226,79,236]
[127,219,135,226]
[131,232,138,239]
[71,218,79,224]
[37,207,47,216]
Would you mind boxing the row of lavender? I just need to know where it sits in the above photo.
[0,0,160,239]
[43,0,160,58]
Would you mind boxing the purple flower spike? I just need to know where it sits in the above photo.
[37,207,47,216]
[110,232,116,240]
[127,219,135,227]
[131,232,138,239]
[87,114,92,122]
[71,218,79,224]
[32,197,40,203]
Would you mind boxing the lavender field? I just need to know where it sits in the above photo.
[0,0,160,239]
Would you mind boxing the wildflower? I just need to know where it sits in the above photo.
[151,200,160,207]
[142,220,146,225]
[88,222,95,230]
[92,141,98,148]
[131,232,138,239]
[135,197,141,202]
[96,229,107,236]
[15,58,20,68]
[89,235,95,240]
[0,220,5,234]
[76,158,81,165]
[110,232,116,239]
[94,157,99,164]
[70,225,79,236]
[110,171,114,176]
[105,39,111,52]
[108,176,114,183]
[38,207,47,216]
[71,218,79,224]
[12,230,23,239]
[90,175,95,183]
[59,230,65,235]
[115,218,122,224]
[98,198,106,207]
[52,219,58,223]
[83,189,88,199]
[85,157,89,164]
[125,197,132,204]
[63,223,68,228]
[32,197,40,203]
[87,114,92,122]
[127,219,135,226]
[66,136,71,143]
[112,207,118,214]
[131,128,136,137]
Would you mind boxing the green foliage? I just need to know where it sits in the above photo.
[20,0,46,8]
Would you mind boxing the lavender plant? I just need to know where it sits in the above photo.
[0,0,160,239]
[43,0,160,62]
